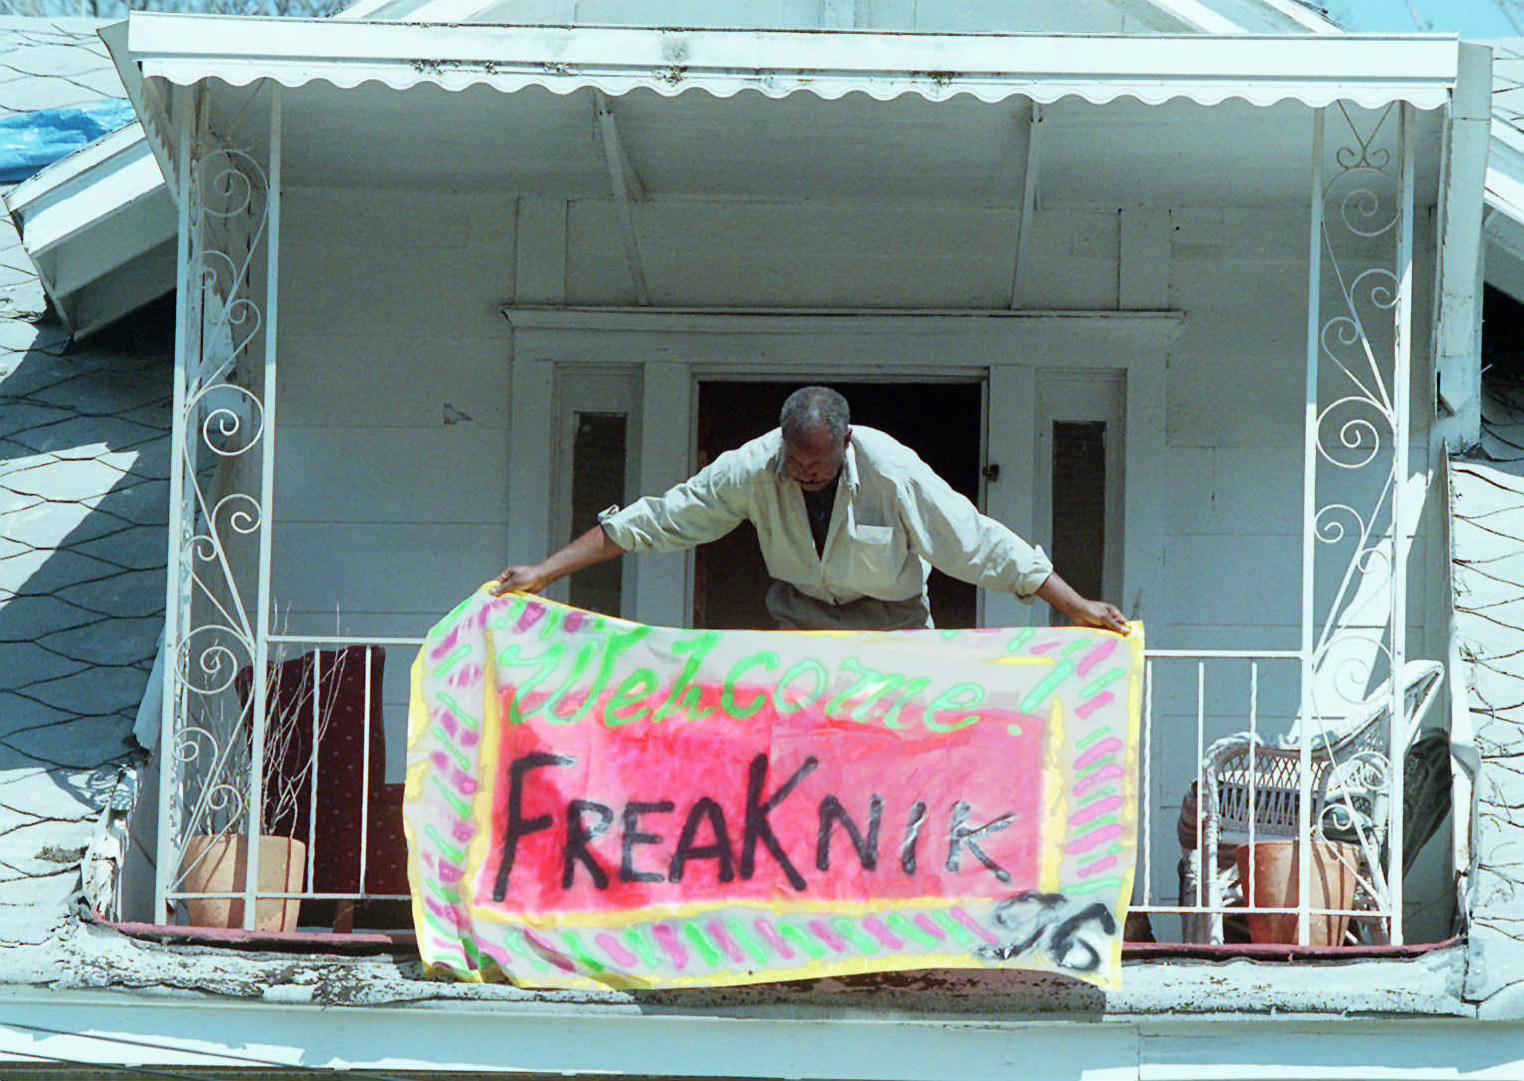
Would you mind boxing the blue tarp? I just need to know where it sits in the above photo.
[0,99,137,184]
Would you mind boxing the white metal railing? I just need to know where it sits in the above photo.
[1132,649,1435,948]
[158,636,1430,945]
[165,633,422,932]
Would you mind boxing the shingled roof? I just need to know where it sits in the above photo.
[0,17,172,982]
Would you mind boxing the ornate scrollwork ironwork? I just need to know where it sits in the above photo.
[164,128,274,905]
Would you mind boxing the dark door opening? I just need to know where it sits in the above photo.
[693,380,982,630]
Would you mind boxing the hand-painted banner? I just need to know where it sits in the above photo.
[405,589,1143,990]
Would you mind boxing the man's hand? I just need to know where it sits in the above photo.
[1069,598,1129,635]
[489,525,629,598]
[1034,572,1130,635]
[492,564,552,596]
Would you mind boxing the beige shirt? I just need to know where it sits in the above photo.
[599,426,1053,617]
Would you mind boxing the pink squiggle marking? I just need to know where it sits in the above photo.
[514,603,545,633]
[475,939,515,972]
[1076,691,1115,720]
[423,897,461,927]
[915,913,947,941]
[448,663,483,688]
[563,611,585,633]
[652,924,688,969]
[437,862,463,884]
[951,907,1000,945]
[707,920,745,964]
[1066,823,1125,854]
[429,626,461,659]
[755,919,793,960]
[1028,638,1063,654]
[863,916,902,949]
[1077,856,1119,877]
[1074,738,1124,770]
[809,919,847,952]
[452,821,474,843]
[597,933,638,967]
[1070,795,1124,826]
[1076,638,1118,678]
[1074,765,1125,796]
[524,930,576,971]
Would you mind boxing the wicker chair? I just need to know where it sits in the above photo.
[1180,660,1446,944]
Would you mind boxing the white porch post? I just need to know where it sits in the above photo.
[1387,101,1416,944]
[243,84,283,930]
[1300,100,1416,946]
[1297,107,1325,947]
[156,80,200,925]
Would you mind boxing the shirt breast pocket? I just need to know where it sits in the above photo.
[848,524,905,580]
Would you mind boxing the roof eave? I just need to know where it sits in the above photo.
[121,14,1466,116]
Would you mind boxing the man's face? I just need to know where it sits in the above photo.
[783,425,850,491]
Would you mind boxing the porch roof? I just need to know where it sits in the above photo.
[126,15,1457,109]
[115,16,1459,208]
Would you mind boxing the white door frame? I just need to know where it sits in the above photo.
[504,307,1181,631]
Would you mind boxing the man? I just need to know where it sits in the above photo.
[494,386,1127,633]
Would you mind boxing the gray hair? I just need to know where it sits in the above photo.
[780,386,850,441]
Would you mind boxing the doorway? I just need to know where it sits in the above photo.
[693,380,982,629]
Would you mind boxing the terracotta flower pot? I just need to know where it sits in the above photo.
[179,834,306,932]
[1235,839,1360,946]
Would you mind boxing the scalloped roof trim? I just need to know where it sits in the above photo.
[138,63,1455,111]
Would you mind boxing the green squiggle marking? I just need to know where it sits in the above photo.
[1007,628,1036,652]
[1076,727,1112,750]
[436,690,480,729]
[685,922,721,966]
[1080,668,1124,698]
[727,918,769,965]
[779,921,824,959]
[423,825,466,863]
[624,927,658,970]
[431,643,471,676]
[461,936,485,970]
[1078,785,1119,805]
[888,911,938,948]
[833,916,878,954]
[430,729,472,771]
[1020,659,1075,713]
[561,930,605,973]
[1067,877,1124,894]
[933,909,974,946]
[1063,638,1090,656]
[427,776,472,818]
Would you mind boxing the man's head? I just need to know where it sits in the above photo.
[779,386,851,491]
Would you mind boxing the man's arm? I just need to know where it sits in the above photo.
[492,525,628,596]
[1035,572,1129,634]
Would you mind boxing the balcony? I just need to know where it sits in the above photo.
[124,627,1454,959]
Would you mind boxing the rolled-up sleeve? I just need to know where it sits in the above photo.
[598,455,752,554]
[894,465,1053,601]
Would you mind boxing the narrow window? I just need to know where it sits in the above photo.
[569,412,626,616]
[1050,421,1106,625]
